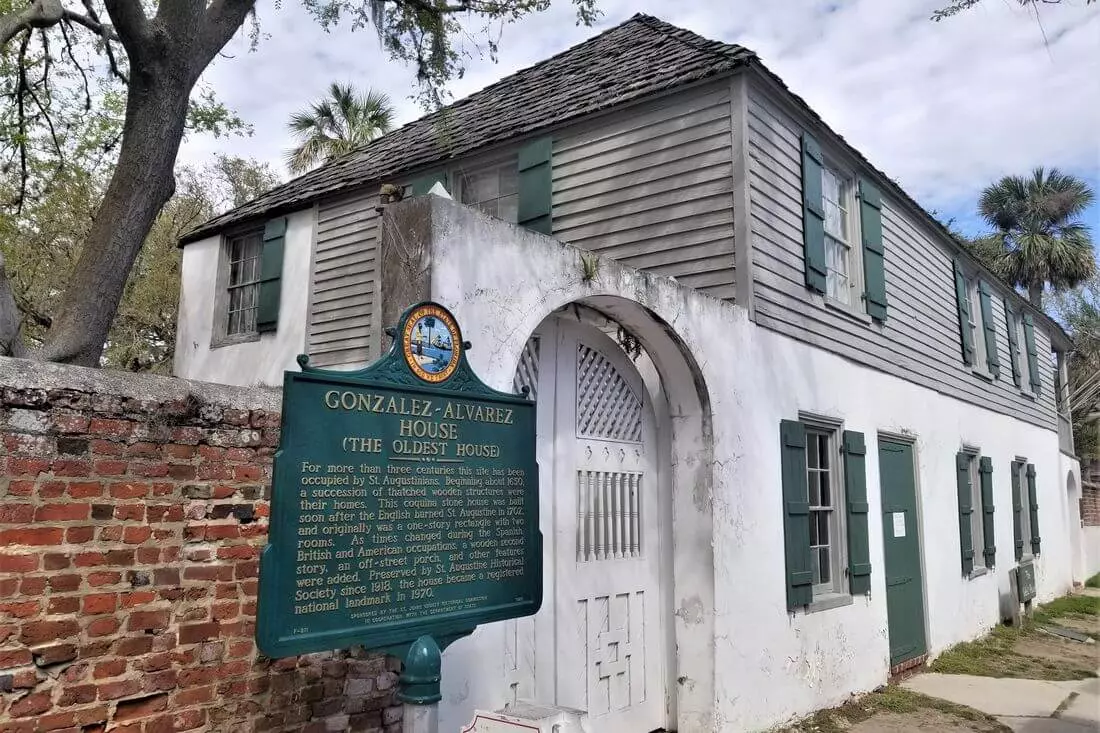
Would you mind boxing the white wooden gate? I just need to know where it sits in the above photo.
[508,318,667,732]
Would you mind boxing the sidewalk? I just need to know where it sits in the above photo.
[902,587,1099,733]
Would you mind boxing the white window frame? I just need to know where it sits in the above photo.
[456,155,519,224]
[800,414,849,603]
[965,277,991,375]
[962,447,986,573]
[211,227,264,348]
[820,161,863,313]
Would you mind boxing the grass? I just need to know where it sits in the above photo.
[929,592,1100,680]
[780,685,1010,733]
[1086,572,1100,589]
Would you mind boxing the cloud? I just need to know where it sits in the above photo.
[179,0,1100,223]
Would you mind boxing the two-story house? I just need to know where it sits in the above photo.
[174,14,1084,733]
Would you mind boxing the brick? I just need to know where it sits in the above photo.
[35,503,91,521]
[235,560,259,579]
[6,457,50,476]
[6,479,34,496]
[128,610,169,632]
[174,684,214,706]
[8,690,50,717]
[0,553,38,572]
[75,551,107,567]
[56,436,89,455]
[36,710,77,731]
[21,619,79,645]
[97,677,141,700]
[198,464,233,481]
[143,668,178,692]
[216,544,258,560]
[91,504,113,520]
[83,593,118,614]
[116,637,154,656]
[153,568,180,586]
[205,524,240,540]
[107,549,135,565]
[123,526,152,544]
[0,648,32,669]
[66,526,95,543]
[126,442,160,458]
[164,444,195,459]
[92,658,126,678]
[89,439,124,455]
[19,576,45,595]
[86,571,121,587]
[32,643,77,666]
[137,547,161,563]
[86,617,121,637]
[212,601,240,621]
[88,418,132,438]
[47,595,80,614]
[59,683,97,705]
[138,651,172,671]
[109,481,149,498]
[68,480,104,497]
[37,479,66,498]
[121,590,159,609]
[49,573,81,591]
[0,527,64,546]
[168,464,197,480]
[114,692,168,722]
[0,600,39,617]
[115,504,145,521]
[53,458,92,476]
[94,460,128,476]
[174,708,207,731]
[178,622,219,645]
[52,413,90,433]
[0,503,34,522]
[181,484,212,499]
[183,565,233,582]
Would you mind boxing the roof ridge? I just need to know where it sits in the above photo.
[632,13,753,64]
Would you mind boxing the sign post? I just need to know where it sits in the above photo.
[256,302,542,731]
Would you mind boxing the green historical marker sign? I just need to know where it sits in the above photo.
[257,302,541,659]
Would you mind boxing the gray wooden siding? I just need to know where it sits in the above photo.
[746,82,1058,429]
[308,188,380,367]
[551,83,737,301]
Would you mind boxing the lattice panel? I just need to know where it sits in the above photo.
[513,337,540,399]
[576,345,642,441]
[579,591,646,717]
[577,471,642,561]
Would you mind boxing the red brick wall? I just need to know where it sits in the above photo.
[0,367,401,732]
[1082,460,1100,526]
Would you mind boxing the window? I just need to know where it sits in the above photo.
[821,166,857,305]
[225,230,263,336]
[458,159,518,223]
[964,450,985,569]
[804,423,847,598]
[1015,461,1032,553]
[1016,317,1031,392]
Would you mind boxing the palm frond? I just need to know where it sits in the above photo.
[284,82,397,173]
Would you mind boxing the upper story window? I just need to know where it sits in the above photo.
[226,230,263,336]
[965,278,988,371]
[822,165,859,307]
[458,158,518,223]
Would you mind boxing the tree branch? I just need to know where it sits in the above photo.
[14,31,31,214]
[1,0,63,47]
[62,8,117,40]
[102,0,151,57]
[197,0,257,70]
[59,21,93,110]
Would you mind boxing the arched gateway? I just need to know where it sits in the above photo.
[507,312,672,732]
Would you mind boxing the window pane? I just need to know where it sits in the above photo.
[808,471,821,506]
[497,194,518,224]
[809,513,819,546]
[817,511,830,546]
[820,470,831,508]
[811,547,821,585]
[817,547,830,585]
[818,434,830,470]
[499,164,518,196]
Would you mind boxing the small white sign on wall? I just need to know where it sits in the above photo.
[892,511,906,538]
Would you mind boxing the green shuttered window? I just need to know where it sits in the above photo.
[1026,463,1040,555]
[780,419,871,611]
[800,133,827,294]
[1022,314,1042,395]
[978,281,1000,379]
[410,172,447,196]
[517,137,552,235]
[954,259,975,366]
[979,457,996,567]
[843,430,872,594]
[1006,309,1023,387]
[956,452,975,576]
[1011,460,1025,561]
[256,217,286,333]
[858,179,887,322]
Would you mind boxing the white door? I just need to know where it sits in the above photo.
[509,318,667,732]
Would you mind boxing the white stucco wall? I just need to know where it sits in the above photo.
[422,198,1075,732]
[1084,527,1100,578]
[173,208,314,386]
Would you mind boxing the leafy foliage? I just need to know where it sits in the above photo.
[1048,274,1100,457]
[932,0,1096,22]
[972,168,1096,307]
[286,82,394,174]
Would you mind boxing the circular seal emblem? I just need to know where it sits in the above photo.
[402,304,461,383]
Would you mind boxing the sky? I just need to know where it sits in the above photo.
[177,0,1100,241]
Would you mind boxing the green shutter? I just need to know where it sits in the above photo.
[1023,314,1041,394]
[1026,463,1040,555]
[859,179,887,322]
[978,281,1000,378]
[410,172,446,196]
[256,217,286,333]
[956,452,975,576]
[780,420,813,610]
[800,133,827,294]
[954,260,974,365]
[1006,308,1022,387]
[517,137,552,235]
[843,430,872,595]
[979,457,996,567]
[1011,461,1024,561]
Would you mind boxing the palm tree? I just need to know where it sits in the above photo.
[285,83,395,175]
[976,167,1096,308]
